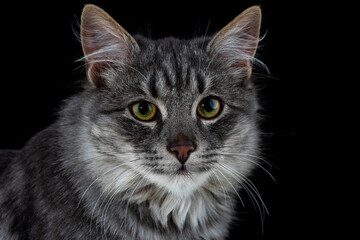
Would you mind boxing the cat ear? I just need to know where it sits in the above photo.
[207,6,262,82]
[80,4,139,87]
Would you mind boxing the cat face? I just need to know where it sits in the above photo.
[80,5,261,197]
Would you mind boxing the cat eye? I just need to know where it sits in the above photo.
[197,97,222,119]
[131,101,158,121]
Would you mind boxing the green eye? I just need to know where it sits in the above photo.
[131,101,158,121]
[197,97,221,119]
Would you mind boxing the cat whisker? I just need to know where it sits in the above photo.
[218,162,268,212]
[218,163,260,213]
[98,164,140,239]
[77,156,148,208]
[209,168,231,207]
[104,160,155,224]
[198,19,211,73]
[123,167,154,228]
[252,72,279,81]
[77,58,149,83]
[206,72,246,82]
[211,144,276,182]
[89,173,112,239]
[76,163,126,209]
[219,149,273,169]
[216,162,268,233]
[235,153,273,168]
[88,157,144,239]
[99,162,154,237]
[214,168,245,207]
[99,171,138,239]
[204,50,221,77]
[206,71,272,87]
[218,151,276,183]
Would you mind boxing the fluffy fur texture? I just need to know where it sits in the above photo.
[0,5,266,239]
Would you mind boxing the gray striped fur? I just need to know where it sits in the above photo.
[0,5,265,240]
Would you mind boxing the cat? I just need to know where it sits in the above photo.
[0,4,266,240]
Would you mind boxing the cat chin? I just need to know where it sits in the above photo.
[146,171,211,198]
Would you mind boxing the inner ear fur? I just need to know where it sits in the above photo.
[207,6,262,80]
[80,4,139,87]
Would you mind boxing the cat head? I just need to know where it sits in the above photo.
[78,4,262,198]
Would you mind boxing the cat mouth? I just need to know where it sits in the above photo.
[176,165,188,175]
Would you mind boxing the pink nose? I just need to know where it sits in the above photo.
[169,144,195,164]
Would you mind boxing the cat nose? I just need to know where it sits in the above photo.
[168,142,195,164]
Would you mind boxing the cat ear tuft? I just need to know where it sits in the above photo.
[80,4,139,87]
[207,6,262,81]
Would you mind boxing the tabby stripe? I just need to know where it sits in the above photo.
[162,67,174,88]
[148,71,158,98]
[185,67,191,89]
[171,48,183,90]
[197,72,205,94]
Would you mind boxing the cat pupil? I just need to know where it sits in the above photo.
[203,99,216,113]
[138,102,150,115]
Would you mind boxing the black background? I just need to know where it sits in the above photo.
[0,0,299,239]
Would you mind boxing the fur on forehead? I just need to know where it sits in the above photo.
[80,4,264,92]
[126,36,209,96]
